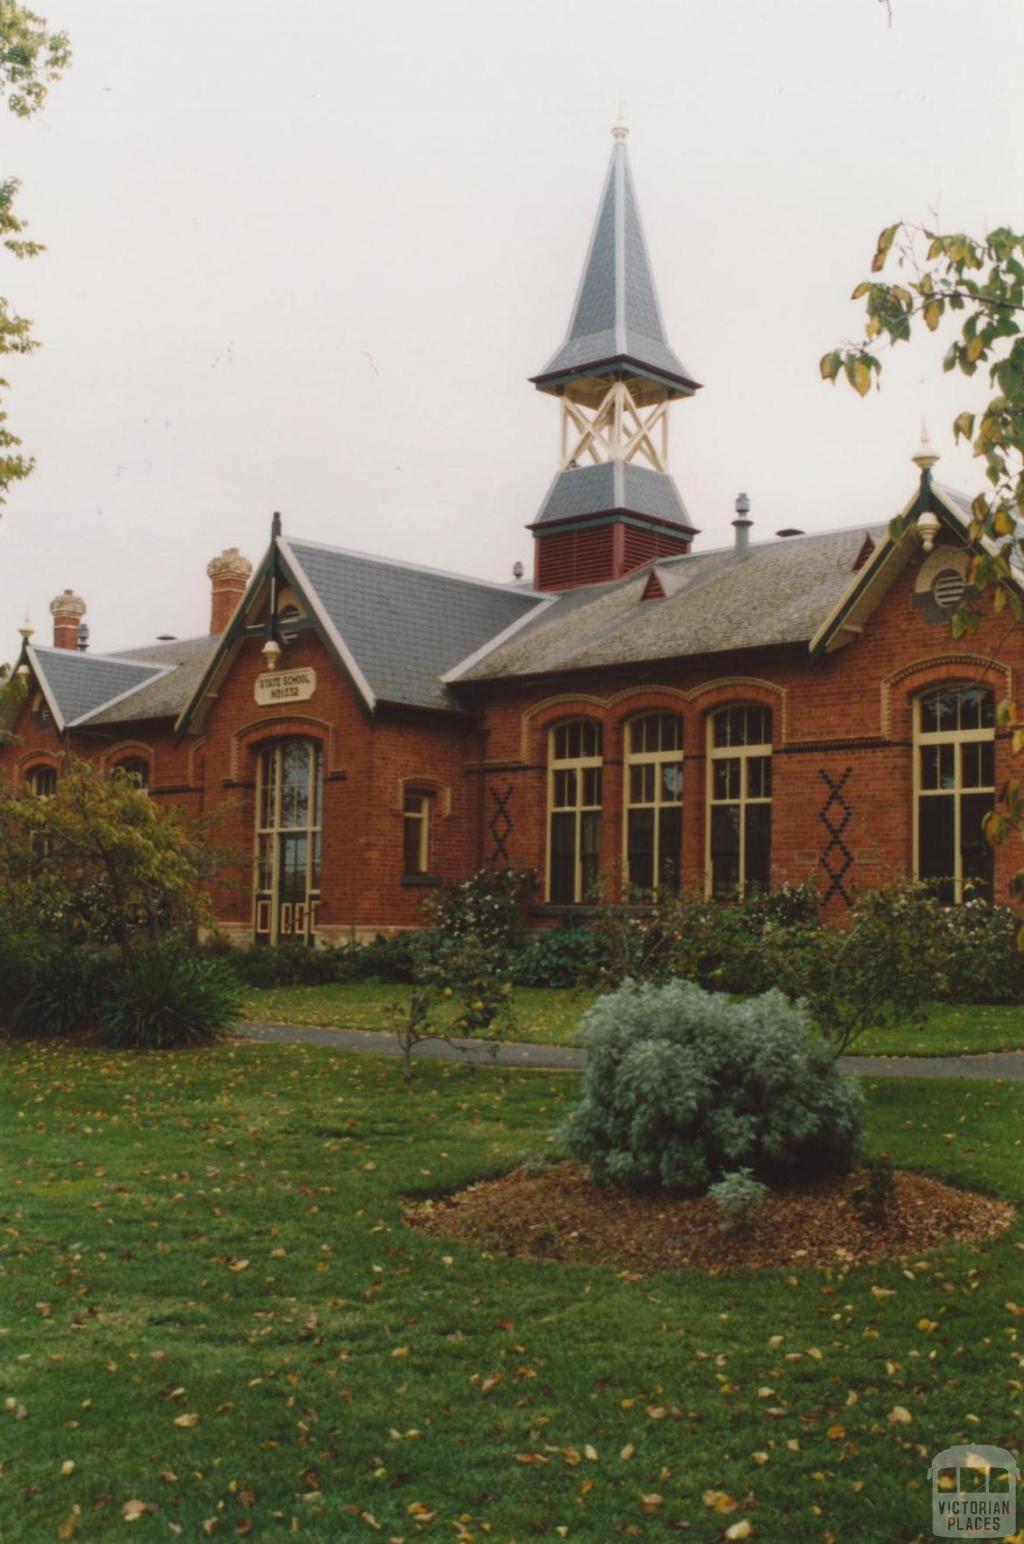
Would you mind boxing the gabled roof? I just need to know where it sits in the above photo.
[26,646,170,731]
[531,460,696,533]
[531,133,700,395]
[176,535,548,731]
[451,523,890,683]
[281,540,544,711]
[809,479,1022,657]
[83,637,220,725]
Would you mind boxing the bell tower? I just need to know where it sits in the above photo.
[529,126,701,591]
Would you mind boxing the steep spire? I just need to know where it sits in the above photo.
[528,130,701,591]
[531,128,700,396]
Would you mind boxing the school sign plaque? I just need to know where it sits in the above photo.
[254,667,317,705]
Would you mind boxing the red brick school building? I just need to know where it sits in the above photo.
[4,131,1020,943]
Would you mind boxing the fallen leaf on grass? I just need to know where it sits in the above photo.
[888,1405,912,1425]
[173,1412,200,1427]
[725,1523,753,1541]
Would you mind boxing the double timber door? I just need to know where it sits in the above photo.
[254,740,323,945]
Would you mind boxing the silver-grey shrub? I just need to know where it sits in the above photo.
[709,1169,768,1230]
[562,979,862,1191]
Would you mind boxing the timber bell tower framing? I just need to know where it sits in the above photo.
[529,126,701,591]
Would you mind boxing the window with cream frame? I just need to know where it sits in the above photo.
[253,740,323,945]
[548,719,603,904]
[915,684,995,904]
[707,705,772,899]
[624,713,684,893]
[26,764,57,799]
[403,792,431,876]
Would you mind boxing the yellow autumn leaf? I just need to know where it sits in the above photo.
[924,300,943,331]
[850,359,872,397]
[122,1499,148,1522]
[584,1443,598,1461]
[725,1523,753,1542]
[620,1443,635,1460]
[228,1259,250,1273]
[889,1405,912,1425]
[60,1459,75,1475]
[173,1411,200,1427]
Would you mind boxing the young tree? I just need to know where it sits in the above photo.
[824,221,1024,858]
[1,3,71,509]
[0,758,209,964]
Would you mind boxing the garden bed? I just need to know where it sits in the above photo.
[406,1160,1014,1272]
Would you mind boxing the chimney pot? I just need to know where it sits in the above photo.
[206,547,253,635]
[49,589,86,650]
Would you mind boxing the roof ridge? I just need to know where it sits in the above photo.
[286,535,542,597]
[31,645,167,669]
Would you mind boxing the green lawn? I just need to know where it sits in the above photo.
[1,1041,1021,1540]
[241,981,1024,1056]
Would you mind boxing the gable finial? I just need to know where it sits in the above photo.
[612,100,628,141]
[271,510,282,539]
[911,420,940,474]
[18,613,33,641]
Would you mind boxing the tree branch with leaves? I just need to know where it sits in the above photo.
[0,2,71,509]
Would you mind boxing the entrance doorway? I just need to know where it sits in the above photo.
[254,740,323,945]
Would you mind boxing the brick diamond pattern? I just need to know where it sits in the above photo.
[489,784,514,866]
[818,768,854,907]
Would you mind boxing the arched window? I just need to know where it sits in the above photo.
[115,757,150,791]
[707,706,772,899]
[254,740,323,944]
[548,720,602,904]
[624,713,683,893]
[26,764,57,799]
[916,685,994,904]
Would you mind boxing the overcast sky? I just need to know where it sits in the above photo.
[2,0,1022,655]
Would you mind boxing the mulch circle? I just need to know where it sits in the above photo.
[405,1161,1015,1273]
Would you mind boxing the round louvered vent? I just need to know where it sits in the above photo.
[932,569,965,610]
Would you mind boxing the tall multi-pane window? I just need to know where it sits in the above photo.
[403,793,430,876]
[916,685,995,904]
[548,720,602,903]
[707,706,772,898]
[624,714,683,893]
[254,740,323,944]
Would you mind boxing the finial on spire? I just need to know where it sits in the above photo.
[18,613,33,641]
[911,420,940,472]
[612,100,628,140]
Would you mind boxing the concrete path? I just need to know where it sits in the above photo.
[237,1021,1024,1081]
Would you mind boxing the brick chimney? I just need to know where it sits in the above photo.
[206,548,253,635]
[49,589,86,650]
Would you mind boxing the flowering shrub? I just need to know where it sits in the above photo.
[562,979,862,1191]
[432,868,534,955]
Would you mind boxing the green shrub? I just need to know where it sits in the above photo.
[11,947,115,1038]
[562,979,862,1192]
[708,1168,768,1231]
[513,926,600,987]
[0,924,46,1030]
[339,932,422,984]
[100,945,240,1049]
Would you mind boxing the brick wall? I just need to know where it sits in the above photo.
[4,529,1022,937]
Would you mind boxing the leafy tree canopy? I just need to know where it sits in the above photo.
[825,221,1024,860]
[1,2,71,509]
[0,757,210,964]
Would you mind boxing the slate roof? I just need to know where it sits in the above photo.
[85,637,220,725]
[282,539,543,711]
[29,647,169,728]
[532,461,696,531]
[28,637,218,730]
[532,135,699,393]
[452,524,890,682]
